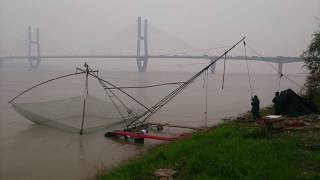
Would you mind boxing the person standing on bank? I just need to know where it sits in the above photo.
[272,92,282,115]
[251,95,260,120]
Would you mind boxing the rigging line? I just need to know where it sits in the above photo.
[105,81,186,90]
[129,40,242,127]
[104,83,131,114]
[222,50,227,90]
[245,44,279,72]
[91,61,209,72]
[78,66,128,116]
[127,37,246,127]
[148,62,208,68]
[96,78,126,121]
[8,71,86,103]
[204,70,208,127]
[161,45,231,56]
[142,37,246,120]
[283,75,304,89]
[84,67,132,113]
[244,41,253,97]
[200,45,232,55]
[278,75,282,92]
[88,72,151,112]
[245,43,304,89]
[203,68,207,88]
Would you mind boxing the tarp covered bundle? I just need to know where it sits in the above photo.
[279,89,317,117]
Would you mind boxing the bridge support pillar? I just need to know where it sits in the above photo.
[136,17,148,72]
[278,62,283,76]
[210,59,216,74]
[0,58,3,67]
[28,26,41,70]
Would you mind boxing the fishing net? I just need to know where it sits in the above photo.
[12,95,139,133]
[10,38,246,134]
[9,68,146,134]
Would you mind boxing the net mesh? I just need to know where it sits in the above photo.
[12,95,141,134]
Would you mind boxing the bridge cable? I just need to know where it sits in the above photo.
[245,43,304,90]
[243,41,254,97]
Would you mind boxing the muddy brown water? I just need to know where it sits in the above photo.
[0,60,305,179]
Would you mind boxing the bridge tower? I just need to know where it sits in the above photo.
[28,26,41,69]
[136,17,149,72]
[0,58,3,67]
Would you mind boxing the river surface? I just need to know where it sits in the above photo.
[0,60,306,179]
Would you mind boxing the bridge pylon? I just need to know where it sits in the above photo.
[27,26,41,69]
[136,17,148,72]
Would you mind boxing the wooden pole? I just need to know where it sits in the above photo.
[80,63,89,135]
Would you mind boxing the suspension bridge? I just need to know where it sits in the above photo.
[0,17,302,74]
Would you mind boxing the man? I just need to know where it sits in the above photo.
[272,92,282,115]
[251,95,260,120]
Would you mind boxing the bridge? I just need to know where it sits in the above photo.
[0,17,302,74]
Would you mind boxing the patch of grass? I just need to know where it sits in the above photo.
[96,122,320,180]
[314,94,320,111]
[242,105,274,121]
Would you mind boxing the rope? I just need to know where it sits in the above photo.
[8,72,86,103]
[278,74,282,92]
[77,65,131,121]
[88,72,151,112]
[203,70,209,127]
[161,45,231,56]
[243,41,253,97]
[97,78,127,121]
[105,81,185,90]
[245,43,304,90]
[126,37,246,128]
[222,50,227,90]
[203,69,207,88]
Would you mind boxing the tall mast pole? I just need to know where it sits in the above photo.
[80,63,89,135]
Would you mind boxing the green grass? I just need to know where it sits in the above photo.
[96,122,320,180]
[314,94,320,111]
[242,105,274,121]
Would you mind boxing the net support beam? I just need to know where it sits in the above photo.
[80,63,89,135]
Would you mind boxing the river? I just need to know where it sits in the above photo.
[0,59,306,179]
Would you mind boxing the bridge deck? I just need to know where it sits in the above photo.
[0,55,302,63]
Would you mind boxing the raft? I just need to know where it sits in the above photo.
[105,131,177,141]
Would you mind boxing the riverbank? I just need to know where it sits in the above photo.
[95,107,320,180]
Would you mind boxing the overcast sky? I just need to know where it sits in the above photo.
[0,0,319,56]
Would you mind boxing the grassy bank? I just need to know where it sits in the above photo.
[96,110,320,179]
[314,94,320,110]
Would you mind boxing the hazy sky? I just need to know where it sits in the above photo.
[1,0,319,56]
